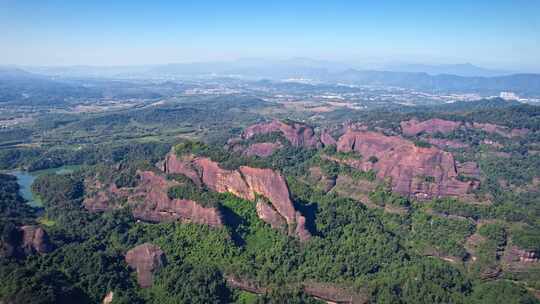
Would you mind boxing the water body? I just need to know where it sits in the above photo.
[9,165,81,208]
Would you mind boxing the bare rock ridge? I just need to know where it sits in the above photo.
[470,122,529,138]
[401,118,461,136]
[336,130,479,199]
[83,170,223,227]
[131,171,223,227]
[163,153,311,241]
[243,142,282,157]
[125,243,165,288]
[401,117,529,138]
[242,120,321,148]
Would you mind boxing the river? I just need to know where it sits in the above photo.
[9,165,81,207]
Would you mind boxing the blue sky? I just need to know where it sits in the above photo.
[1,0,539,70]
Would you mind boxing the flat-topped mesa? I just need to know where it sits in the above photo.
[125,243,165,288]
[131,171,223,227]
[163,153,311,241]
[242,120,321,148]
[336,130,478,200]
[401,118,462,136]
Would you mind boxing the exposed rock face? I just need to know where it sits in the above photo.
[19,225,52,255]
[163,153,311,240]
[84,170,223,227]
[471,122,529,138]
[256,200,286,231]
[242,120,321,148]
[303,282,368,304]
[401,118,462,136]
[130,171,223,227]
[243,142,282,157]
[226,275,367,304]
[320,130,337,147]
[102,291,114,304]
[505,246,539,263]
[125,243,165,288]
[336,130,478,199]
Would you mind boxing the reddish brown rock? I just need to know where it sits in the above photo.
[471,122,529,138]
[256,200,286,231]
[163,153,311,240]
[456,162,481,180]
[162,152,202,186]
[84,170,223,227]
[19,225,52,255]
[125,243,165,288]
[131,171,223,227]
[401,118,462,136]
[320,129,337,147]
[336,130,478,199]
[243,142,282,157]
[242,120,321,148]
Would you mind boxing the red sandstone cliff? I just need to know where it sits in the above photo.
[163,153,311,241]
[242,120,321,148]
[243,142,282,157]
[84,170,223,228]
[125,243,165,288]
[336,130,478,199]
[401,118,462,136]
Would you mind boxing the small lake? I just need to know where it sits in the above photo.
[8,165,81,208]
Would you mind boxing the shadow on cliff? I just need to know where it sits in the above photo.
[218,205,247,246]
[293,200,319,237]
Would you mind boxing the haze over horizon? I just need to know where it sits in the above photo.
[1,0,539,72]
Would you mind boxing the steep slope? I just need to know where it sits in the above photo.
[336,130,478,199]
[163,153,311,241]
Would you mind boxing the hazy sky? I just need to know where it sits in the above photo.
[1,0,539,70]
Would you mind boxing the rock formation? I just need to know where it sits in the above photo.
[243,142,282,157]
[336,130,478,199]
[19,225,52,255]
[401,118,462,136]
[131,171,223,227]
[163,153,311,241]
[471,122,529,138]
[84,170,223,228]
[125,243,165,288]
[242,120,321,148]
[1,225,52,258]
[320,129,337,147]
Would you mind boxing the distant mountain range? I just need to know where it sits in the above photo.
[5,59,540,97]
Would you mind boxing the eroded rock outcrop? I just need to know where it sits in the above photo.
[242,120,321,148]
[125,243,165,288]
[84,170,223,227]
[1,225,53,258]
[163,153,311,240]
[19,225,52,255]
[243,142,282,157]
[320,129,337,147]
[471,122,529,138]
[336,130,478,199]
[131,171,223,227]
[401,118,462,136]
